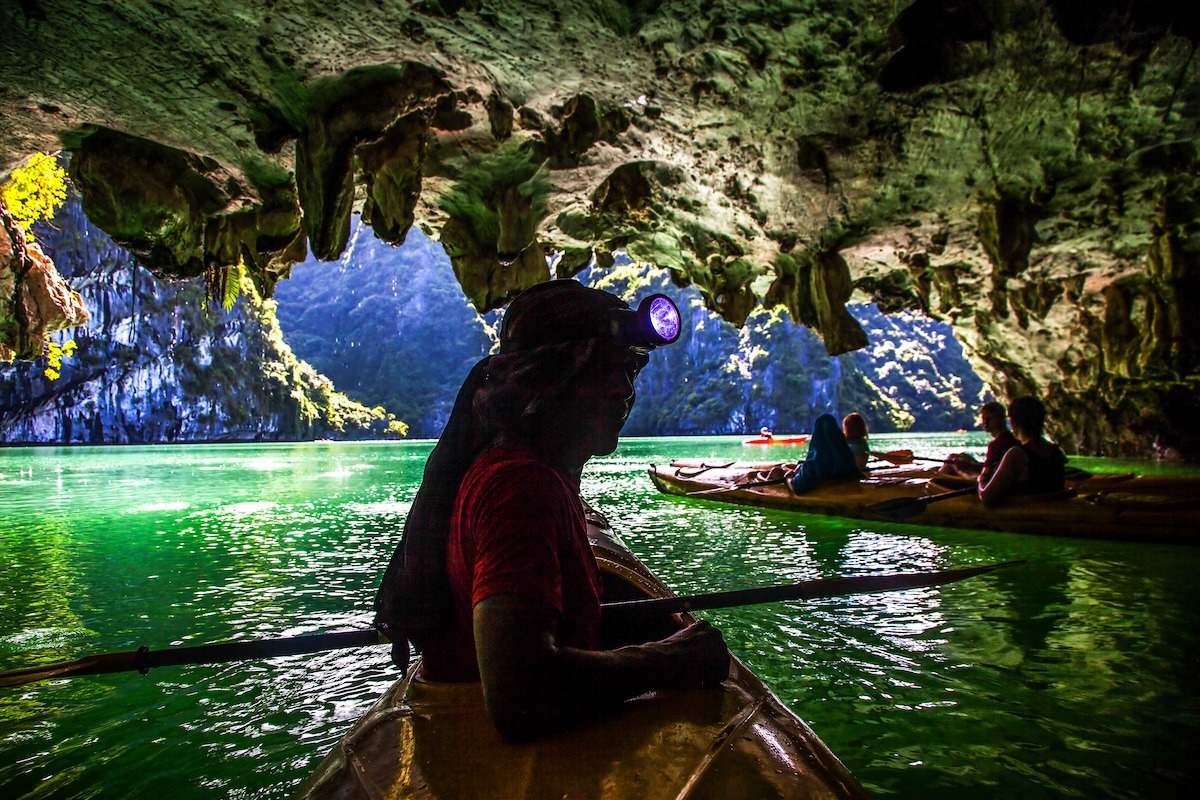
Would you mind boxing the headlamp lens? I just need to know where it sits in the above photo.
[643,295,681,345]
[611,294,681,349]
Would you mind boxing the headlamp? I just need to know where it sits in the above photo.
[609,293,681,350]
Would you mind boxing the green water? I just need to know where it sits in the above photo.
[1,436,1198,799]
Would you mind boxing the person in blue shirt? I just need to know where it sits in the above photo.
[786,413,864,493]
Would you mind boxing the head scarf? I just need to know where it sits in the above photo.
[374,280,636,669]
[789,413,863,494]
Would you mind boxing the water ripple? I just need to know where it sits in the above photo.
[1,438,1198,800]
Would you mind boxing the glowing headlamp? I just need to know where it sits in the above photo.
[610,293,681,350]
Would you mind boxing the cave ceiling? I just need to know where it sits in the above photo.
[1,0,1198,456]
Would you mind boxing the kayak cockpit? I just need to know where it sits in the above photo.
[295,504,867,800]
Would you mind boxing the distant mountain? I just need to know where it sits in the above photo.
[1,200,986,444]
[0,198,405,444]
[275,221,988,437]
[273,223,493,437]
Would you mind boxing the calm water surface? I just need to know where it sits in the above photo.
[1,436,1198,799]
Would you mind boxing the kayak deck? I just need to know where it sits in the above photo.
[648,461,1200,545]
[296,506,867,800]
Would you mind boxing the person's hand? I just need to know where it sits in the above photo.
[655,620,730,687]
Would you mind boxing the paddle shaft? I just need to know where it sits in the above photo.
[865,485,978,519]
[2,561,1022,687]
[0,629,386,687]
[603,560,1024,616]
[869,452,946,466]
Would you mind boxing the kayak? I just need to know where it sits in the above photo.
[296,503,868,800]
[647,460,1200,545]
[744,435,808,446]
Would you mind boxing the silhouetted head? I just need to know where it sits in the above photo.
[980,401,1008,435]
[842,412,868,441]
[1007,396,1047,439]
[478,280,680,462]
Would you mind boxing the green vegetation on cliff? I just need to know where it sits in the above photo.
[0,195,406,444]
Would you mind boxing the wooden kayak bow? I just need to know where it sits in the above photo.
[0,560,1022,688]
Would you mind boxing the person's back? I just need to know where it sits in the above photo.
[1013,438,1067,495]
[421,442,600,682]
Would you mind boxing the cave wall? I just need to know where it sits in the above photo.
[0,0,1196,456]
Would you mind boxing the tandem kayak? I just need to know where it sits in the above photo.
[647,460,1200,545]
[296,504,868,800]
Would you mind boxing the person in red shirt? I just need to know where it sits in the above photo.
[374,280,729,741]
[941,401,1018,483]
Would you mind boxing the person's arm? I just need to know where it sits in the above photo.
[474,595,729,742]
[977,447,1027,507]
[941,454,981,477]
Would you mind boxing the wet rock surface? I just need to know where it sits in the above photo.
[1,1,1196,456]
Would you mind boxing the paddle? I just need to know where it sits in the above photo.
[865,485,977,520]
[0,561,1022,688]
[0,628,388,688]
[869,451,958,467]
[871,449,917,465]
[602,559,1024,617]
[873,453,1093,481]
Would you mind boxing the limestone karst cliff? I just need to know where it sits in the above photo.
[1,1,1196,456]
[0,198,406,444]
[271,218,987,438]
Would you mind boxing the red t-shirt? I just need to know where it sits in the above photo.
[418,443,602,682]
[984,429,1018,471]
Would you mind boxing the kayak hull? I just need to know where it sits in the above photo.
[648,461,1200,545]
[744,436,808,445]
[296,507,867,800]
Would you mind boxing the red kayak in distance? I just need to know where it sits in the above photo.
[743,435,808,446]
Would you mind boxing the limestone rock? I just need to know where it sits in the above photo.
[0,0,1197,456]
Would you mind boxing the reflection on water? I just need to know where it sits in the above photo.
[1,437,1198,799]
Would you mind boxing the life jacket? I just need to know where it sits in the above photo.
[1014,441,1067,495]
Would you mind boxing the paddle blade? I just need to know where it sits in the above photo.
[687,485,737,496]
[881,449,915,465]
[865,485,977,520]
[0,653,135,687]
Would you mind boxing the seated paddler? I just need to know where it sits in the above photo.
[978,396,1068,507]
[373,279,730,742]
[771,412,864,493]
